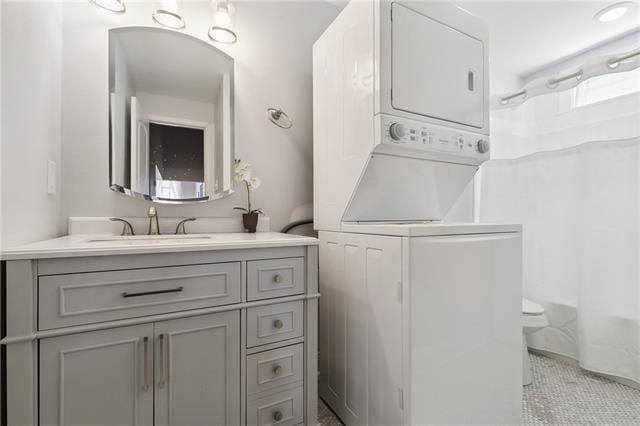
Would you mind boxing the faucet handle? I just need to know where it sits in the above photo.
[110,218,135,236]
[175,218,196,235]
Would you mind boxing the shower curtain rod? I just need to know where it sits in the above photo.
[493,47,640,110]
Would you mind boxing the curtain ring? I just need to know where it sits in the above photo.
[607,58,620,69]
[499,90,527,106]
[267,108,292,129]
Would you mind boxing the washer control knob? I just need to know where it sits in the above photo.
[389,123,406,141]
[477,139,490,154]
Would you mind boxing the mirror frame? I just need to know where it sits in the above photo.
[108,26,235,204]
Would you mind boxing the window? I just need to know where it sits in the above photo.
[572,68,640,108]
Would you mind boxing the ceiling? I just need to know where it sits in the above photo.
[457,1,640,91]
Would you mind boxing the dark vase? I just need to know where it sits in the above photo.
[242,213,259,233]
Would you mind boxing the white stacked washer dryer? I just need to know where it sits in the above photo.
[313,1,522,424]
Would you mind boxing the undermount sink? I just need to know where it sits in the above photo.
[87,234,213,243]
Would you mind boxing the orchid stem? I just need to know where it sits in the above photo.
[245,180,251,213]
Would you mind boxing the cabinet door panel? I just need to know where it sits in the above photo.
[318,231,403,426]
[40,324,154,426]
[154,311,240,426]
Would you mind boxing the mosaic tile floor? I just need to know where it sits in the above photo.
[318,353,640,425]
[318,398,343,426]
[524,353,640,425]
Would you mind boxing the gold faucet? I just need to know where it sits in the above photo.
[147,206,160,235]
[110,218,135,236]
[175,218,196,235]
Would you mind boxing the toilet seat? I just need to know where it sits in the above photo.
[522,298,548,332]
[523,298,544,316]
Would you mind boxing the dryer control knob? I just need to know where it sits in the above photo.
[389,123,406,141]
[477,139,490,154]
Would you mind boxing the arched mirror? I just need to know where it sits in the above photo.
[109,27,234,203]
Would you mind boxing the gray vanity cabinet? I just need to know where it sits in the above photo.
[154,311,240,426]
[2,240,319,426]
[39,311,241,426]
[39,324,156,426]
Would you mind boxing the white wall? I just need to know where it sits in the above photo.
[61,1,341,233]
[0,2,64,249]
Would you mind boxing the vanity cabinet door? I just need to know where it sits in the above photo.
[39,324,154,426]
[154,311,240,426]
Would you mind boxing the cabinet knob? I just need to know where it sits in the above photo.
[273,365,283,376]
[273,274,284,284]
[273,319,284,329]
[273,410,284,422]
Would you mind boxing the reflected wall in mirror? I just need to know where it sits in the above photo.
[109,27,234,203]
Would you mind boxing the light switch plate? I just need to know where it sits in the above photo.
[47,160,56,195]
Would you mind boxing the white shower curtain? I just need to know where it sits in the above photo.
[478,67,640,384]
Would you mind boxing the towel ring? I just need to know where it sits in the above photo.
[267,108,293,129]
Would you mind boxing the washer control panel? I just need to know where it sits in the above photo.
[381,116,490,160]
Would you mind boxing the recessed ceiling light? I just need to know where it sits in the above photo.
[88,0,126,14]
[594,2,631,22]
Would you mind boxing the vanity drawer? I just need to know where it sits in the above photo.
[247,257,305,301]
[246,301,304,348]
[247,385,304,426]
[247,344,304,396]
[39,262,241,330]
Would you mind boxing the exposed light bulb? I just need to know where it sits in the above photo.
[209,27,237,43]
[152,0,185,29]
[215,7,231,27]
[209,1,237,44]
[89,0,126,14]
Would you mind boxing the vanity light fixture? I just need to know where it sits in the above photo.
[208,0,237,44]
[594,2,631,22]
[152,0,186,30]
[89,0,126,14]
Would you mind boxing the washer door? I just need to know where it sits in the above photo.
[391,2,485,128]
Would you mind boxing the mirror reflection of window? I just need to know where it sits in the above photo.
[149,123,205,201]
[108,27,234,204]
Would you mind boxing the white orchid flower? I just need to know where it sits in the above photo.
[233,159,263,218]
[234,160,252,182]
[248,177,261,191]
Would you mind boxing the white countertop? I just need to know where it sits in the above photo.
[0,232,318,261]
[339,222,522,236]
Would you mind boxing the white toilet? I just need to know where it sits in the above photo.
[522,298,548,385]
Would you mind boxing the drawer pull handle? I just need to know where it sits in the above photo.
[273,274,284,284]
[273,410,284,422]
[272,365,283,376]
[122,287,184,298]
[142,336,150,392]
[158,333,166,388]
[273,319,284,330]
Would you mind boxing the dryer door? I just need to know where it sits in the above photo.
[391,2,485,129]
